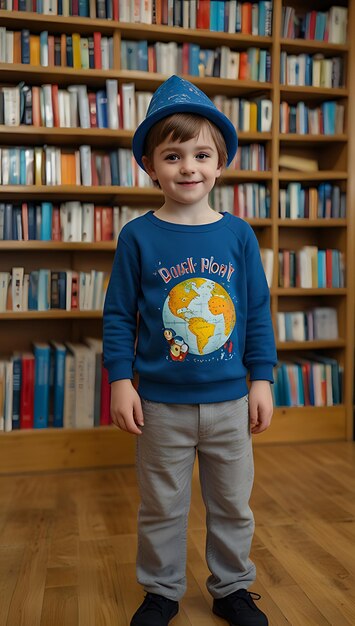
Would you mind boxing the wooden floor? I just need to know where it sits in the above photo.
[1,442,355,626]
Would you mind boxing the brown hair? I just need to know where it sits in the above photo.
[143,113,228,170]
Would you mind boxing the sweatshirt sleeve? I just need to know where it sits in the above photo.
[243,227,277,382]
[103,235,140,383]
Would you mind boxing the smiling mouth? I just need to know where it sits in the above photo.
[177,181,202,185]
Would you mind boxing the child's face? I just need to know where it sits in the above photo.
[142,126,222,207]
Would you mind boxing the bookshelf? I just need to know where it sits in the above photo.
[0,0,354,473]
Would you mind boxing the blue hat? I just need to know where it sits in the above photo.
[132,75,238,171]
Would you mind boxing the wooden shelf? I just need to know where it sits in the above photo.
[276,340,346,350]
[0,241,117,250]
[0,311,103,320]
[0,185,163,203]
[280,134,347,144]
[277,219,347,227]
[275,288,347,296]
[280,37,349,53]
[278,171,348,181]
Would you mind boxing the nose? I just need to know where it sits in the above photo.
[180,158,196,174]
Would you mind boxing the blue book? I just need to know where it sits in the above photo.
[309,362,315,405]
[332,250,340,287]
[258,1,266,36]
[66,35,73,67]
[96,91,108,128]
[20,149,26,185]
[137,41,148,72]
[210,1,219,31]
[41,202,53,241]
[33,343,51,429]
[37,0,43,12]
[58,272,67,310]
[317,250,326,288]
[126,41,138,71]
[12,355,22,430]
[28,271,39,310]
[9,149,20,185]
[189,44,200,76]
[4,204,13,240]
[110,151,119,186]
[217,0,225,31]
[58,0,62,14]
[79,0,89,16]
[28,204,36,240]
[51,342,66,428]
[281,364,292,406]
[21,30,30,64]
[318,183,325,218]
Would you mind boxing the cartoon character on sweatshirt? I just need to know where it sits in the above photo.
[163,328,189,362]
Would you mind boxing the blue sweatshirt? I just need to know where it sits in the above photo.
[103,211,277,403]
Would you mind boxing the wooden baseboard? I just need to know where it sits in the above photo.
[0,406,347,474]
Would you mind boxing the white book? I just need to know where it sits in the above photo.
[5,31,14,63]
[228,52,239,80]
[183,0,189,28]
[121,83,137,130]
[113,206,120,238]
[291,312,305,341]
[3,87,20,126]
[67,201,82,241]
[0,272,10,312]
[58,90,66,126]
[0,27,6,63]
[11,267,24,311]
[4,361,13,432]
[141,0,152,24]
[220,46,229,79]
[75,150,81,185]
[65,269,73,310]
[43,0,57,14]
[329,7,348,44]
[260,249,273,288]
[119,0,130,21]
[65,343,95,428]
[22,274,29,311]
[313,307,338,340]
[79,145,92,186]
[82,203,94,242]
[40,35,49,67]
[101,37,109,70]
[298,249,312,288]
[106,79,119,129]
[44,146,53,185]
[277,313,286,342]
[2,148,10,185]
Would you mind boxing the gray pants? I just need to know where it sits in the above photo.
[136,395,256,601]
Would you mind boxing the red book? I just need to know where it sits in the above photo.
[161,0,168,25]
[239,52,248,80]
[93,32,102,69]
[13,0,18,10]
[155,0,162,24]
[72,0,78,15]
[94,206,102,241]
[196,0,210,29]
[182,42,189,75]
[148,45,156,73]
[241,2,252,34]
[309,11,317,40]
[233,186,240,216]
[91,154,99,186]
[100,365,111,425]
[101,207,113,241]
[283,250,290,288]
[52,84,59,127]
[112,0,119,21]
[20,354,35,429]
[52,205,61,241]
[88,92,97,127]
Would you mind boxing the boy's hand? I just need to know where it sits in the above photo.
[248,380,274,435]
[110,379,144,435]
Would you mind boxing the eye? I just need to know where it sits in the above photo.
[196,153,210,160]
[165,154,179,161]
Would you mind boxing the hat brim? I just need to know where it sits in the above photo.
[132,103,238,171]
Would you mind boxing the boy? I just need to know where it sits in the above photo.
[103,75,277,626]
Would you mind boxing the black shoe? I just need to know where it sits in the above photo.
[130,593,179,626]
[213,589,268,626]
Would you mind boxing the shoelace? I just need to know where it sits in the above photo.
[229,590,262,611]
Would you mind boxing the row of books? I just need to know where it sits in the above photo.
[0,267,108,312]
[1,0,273,35]
[119,0,273,35]
[213,96,272,133]
[232,144,268,172]
[0,202,148,242]
[211,184,271,219]
[280,53,344,89]
[0,81,149,131]
[279,184,346,220]
[121,40,272,82]
[277,307,339,342]
[281,6,348,44]
[273,356,343,407]
[0,28,113,69]
[0,146,152,187]
[278,247,345,289]
[0,339,110,432]
[280,101,345,136]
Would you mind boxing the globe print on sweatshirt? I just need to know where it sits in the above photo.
[103,211,277,404]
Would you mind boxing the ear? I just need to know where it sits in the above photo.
[142,156,158,182]
[215,165,223,179]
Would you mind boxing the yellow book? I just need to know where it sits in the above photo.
[34,147,43,185]
[72,33,82,69]
[249,102,257,132]
[30,35,40,66]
